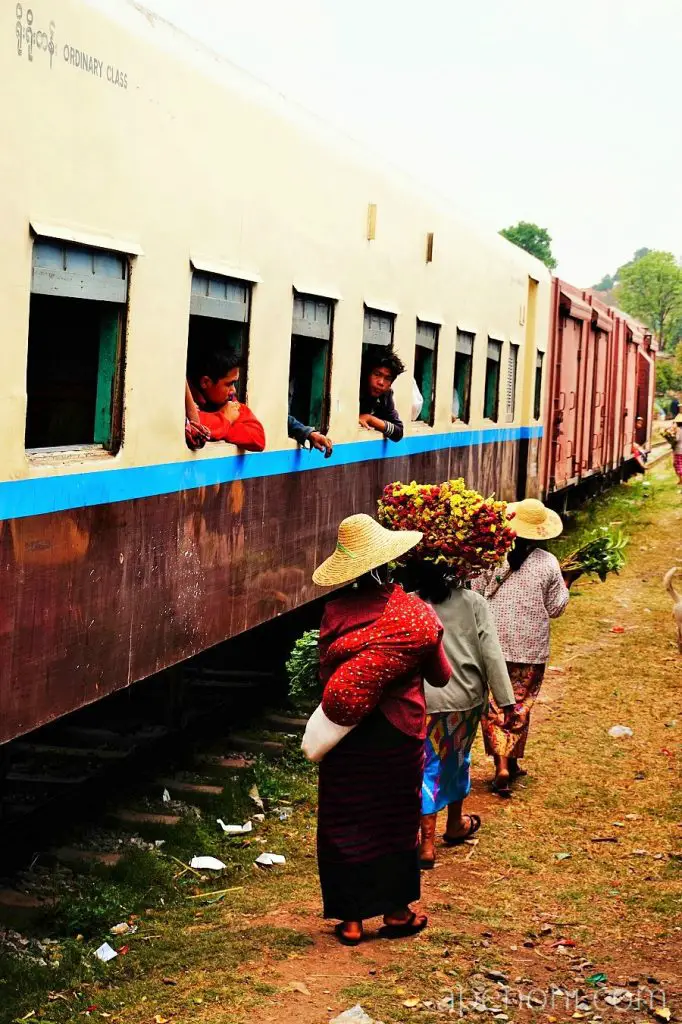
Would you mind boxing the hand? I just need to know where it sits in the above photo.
[309,431,333,458]
[562,568,583,588]
[359,413,383,432]
[223,401,241,425]
[502,705,516,729]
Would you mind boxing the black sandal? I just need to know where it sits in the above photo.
[492,771,512,797]
[442,813,482,846]
[334,922,363,947]
[378,911,428,938]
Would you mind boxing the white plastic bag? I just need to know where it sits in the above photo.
[608,725,633,738]
[411,378,423,421]
[301,705,355,762]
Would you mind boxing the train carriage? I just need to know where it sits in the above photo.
[0,0,653,747]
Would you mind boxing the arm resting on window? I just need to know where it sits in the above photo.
[288,414,315,445]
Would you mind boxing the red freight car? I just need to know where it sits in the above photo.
[542,279,656,503]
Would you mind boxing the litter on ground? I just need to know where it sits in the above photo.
[255,852,286,867]
[189,856,227,871]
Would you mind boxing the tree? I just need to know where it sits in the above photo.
[593,274,615,293]
[655,354,682,395]
[500,221,557,270]
[614,250,682,350]
[591,248,651,295]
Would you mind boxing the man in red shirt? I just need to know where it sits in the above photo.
[185,350,265,452]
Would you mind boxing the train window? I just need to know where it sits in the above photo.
[453,330,474,423]
[534,351,544,420]
[413,320,439,425]
[187,271,251,401]
[483,338,502,421]
[25,239,126,452]
[506,343,519,422]
[362,307,394,350]
[289,293,334,434]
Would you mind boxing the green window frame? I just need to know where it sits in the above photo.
[26,239,127,452]
[484,338,502,421]
[453,330,474,423]
[288,293,334,433]
[187,271,252,402]
[414,320,439,425]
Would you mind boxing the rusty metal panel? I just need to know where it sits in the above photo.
[0,440,523,745]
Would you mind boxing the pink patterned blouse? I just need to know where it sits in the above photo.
[471,548,568,664]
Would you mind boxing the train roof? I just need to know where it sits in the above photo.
[88,0,548,280]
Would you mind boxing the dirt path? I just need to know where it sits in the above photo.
[238,466,682,1024]
[10,467,680,1024]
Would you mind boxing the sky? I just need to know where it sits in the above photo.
[147,0,682,286]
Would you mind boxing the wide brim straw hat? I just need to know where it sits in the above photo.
[675,414,682,424]
[312,513,422,587]
[506,498,563,541]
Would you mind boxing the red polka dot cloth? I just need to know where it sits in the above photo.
[321,585,446,727]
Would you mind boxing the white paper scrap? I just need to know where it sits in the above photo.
[94,942,118,962]
[255,852,286,867]
[216,819,252,835]
[190,856,227,870]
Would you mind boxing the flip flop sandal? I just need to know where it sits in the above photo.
[334,923,363,946]
[442,813,482,846]
[492,778,512,798]
[379,911,428,939]
[509,765,528,779]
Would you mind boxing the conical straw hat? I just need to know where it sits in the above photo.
[505,498,563,541]
[312,513,422,587]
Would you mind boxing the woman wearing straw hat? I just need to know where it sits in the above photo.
[473,498,569,796]
[302,514,451,946]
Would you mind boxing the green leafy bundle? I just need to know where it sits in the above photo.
[560,527,628,582]
[662,424,679,447]
[285,629,321,711]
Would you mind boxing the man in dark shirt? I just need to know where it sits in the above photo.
[359,351,405,442]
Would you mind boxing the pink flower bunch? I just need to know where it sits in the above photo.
[377,478,515,580]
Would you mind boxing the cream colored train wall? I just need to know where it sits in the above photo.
[0,0,551,487]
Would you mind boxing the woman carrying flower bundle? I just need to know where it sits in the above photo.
[377,478,517,857]
[472,499,569,796]
[301,514,451,947]
[408,561,515,869]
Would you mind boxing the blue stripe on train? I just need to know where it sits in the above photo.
[0,425,542,520]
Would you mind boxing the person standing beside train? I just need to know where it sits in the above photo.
[359,351,405,441]
[472,499,569,797]
[672,414,682,486]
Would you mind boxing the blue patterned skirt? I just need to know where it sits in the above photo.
[421,707,483,814]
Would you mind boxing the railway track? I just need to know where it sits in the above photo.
[0,608,318,911]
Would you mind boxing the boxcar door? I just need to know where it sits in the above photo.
[579,329,596,478]
[553,312,582,490]
[590,327,609,472]
[622,339,638,459]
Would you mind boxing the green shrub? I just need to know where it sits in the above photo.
[285,630,321,711]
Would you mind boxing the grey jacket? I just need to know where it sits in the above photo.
[424,588,515,713]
